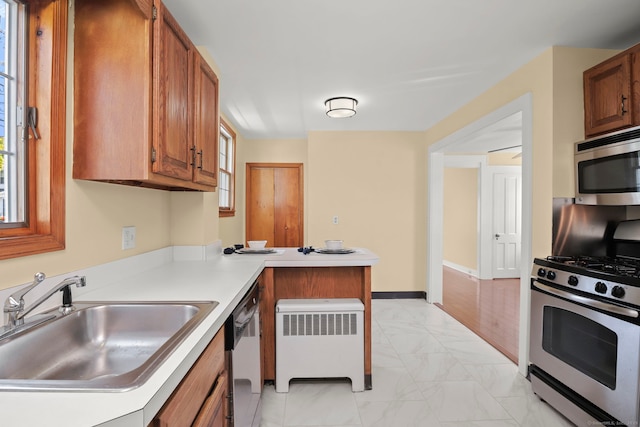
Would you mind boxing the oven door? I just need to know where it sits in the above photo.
[530,279,640,424]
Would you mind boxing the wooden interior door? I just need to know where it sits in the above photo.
[246,163,303,247]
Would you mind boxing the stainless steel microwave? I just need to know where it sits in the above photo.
[575,125,640,205]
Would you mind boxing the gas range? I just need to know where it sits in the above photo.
[533,256,640,309]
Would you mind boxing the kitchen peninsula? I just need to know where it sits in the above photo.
[0,245,378,427]
[254,247,379,388]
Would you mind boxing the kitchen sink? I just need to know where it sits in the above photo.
[0,301,218,391]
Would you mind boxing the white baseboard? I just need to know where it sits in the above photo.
[443,260,479,278]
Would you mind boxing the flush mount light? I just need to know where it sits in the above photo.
[325,97,358,118]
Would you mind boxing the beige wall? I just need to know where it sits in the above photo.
[307,131,426,292]
[443,168,478,270]
[488,152,522,166]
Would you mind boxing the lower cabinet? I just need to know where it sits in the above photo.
[151,328,229,427]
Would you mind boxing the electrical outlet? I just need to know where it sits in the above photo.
[122,226,136,250]
[332,215,339,225]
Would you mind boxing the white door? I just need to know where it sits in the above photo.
[492,169,521,278]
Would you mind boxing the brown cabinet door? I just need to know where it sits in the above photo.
[193,52,219,187]
[246,164,303,247]
[584,55,632,137]
[153,2,194,181]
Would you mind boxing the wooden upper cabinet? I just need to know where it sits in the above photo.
[583,44,640,138]
[153,2,194,182]
[193,53,220,187]
[73,0,219,191]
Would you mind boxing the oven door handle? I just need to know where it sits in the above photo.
[532,280,639,318]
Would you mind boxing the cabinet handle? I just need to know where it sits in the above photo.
[197,150,203,170]
[190,146,196,167]
[622,94,628,115]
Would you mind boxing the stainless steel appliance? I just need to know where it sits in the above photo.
[530,220,640,426]
[225,282,261,427]
[575,125,640,205]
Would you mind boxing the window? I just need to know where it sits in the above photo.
[0,0,25,225]
[219,118,235,217]
[0,0,67,260]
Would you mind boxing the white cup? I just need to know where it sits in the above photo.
[325,240,343,250]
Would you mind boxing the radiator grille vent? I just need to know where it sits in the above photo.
[282,313,358,336]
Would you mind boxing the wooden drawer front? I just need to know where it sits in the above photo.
[192,373,227,427]
[152,329,225,427]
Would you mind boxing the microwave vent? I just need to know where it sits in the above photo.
[577,126,640,152]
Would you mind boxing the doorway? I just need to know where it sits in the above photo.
[246,163,304,247]
[427,93,533,375]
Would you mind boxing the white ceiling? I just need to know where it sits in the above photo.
[162,0,640,141]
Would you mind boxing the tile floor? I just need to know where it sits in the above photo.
[260,298,574,427]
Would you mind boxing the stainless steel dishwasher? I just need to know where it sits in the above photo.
[225,282,261,427]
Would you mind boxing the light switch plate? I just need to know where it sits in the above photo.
[122,226,136,250]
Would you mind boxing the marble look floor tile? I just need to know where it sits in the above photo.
[400,352,474,382]
[386,331,447,354]
[418,322,482,344]
[261,385,286,426]
[497,394,575,427]
[377,319,430,336]
[419,380,512,422]
[357,400,442,427]
[283,381,361,426]
[464,363,531,397]
[441,338,512,365]
[440,420,520,427]
[371,342,405,369]
[355,365,424,402]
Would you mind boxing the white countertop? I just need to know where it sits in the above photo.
[0,246,378,427]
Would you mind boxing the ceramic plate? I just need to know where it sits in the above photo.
[315,248,355,254]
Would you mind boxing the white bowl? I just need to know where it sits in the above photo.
[325,240,343,250]
[247,240,267,249]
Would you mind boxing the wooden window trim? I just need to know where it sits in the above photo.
[0,0,67,260]
[219,118,236,217]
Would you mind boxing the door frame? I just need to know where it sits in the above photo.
[245,163,304,247]
[427,92,533,376]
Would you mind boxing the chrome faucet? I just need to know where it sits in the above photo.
[3,273,87,330]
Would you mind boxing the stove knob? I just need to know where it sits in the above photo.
[537,268,546,277]
[568,275,579,286]
[612,286,626,299]
[546,271,556,280]
[595,282,608,294]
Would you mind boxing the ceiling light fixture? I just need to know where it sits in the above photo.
[325,97,358,118]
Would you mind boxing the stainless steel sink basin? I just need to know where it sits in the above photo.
[0,301,218,391]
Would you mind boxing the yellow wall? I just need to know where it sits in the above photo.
[307,131,426,292]
[443,168,478,270]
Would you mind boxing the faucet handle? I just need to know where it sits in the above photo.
[33,272,46,284]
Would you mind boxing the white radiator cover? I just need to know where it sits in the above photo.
[275,298,364,393]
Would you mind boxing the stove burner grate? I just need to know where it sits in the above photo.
[546,255,640,279]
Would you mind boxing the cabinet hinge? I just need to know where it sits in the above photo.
[151,147,156,163]
[152,5,157,21]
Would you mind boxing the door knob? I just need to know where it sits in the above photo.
[495,234,500,240]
